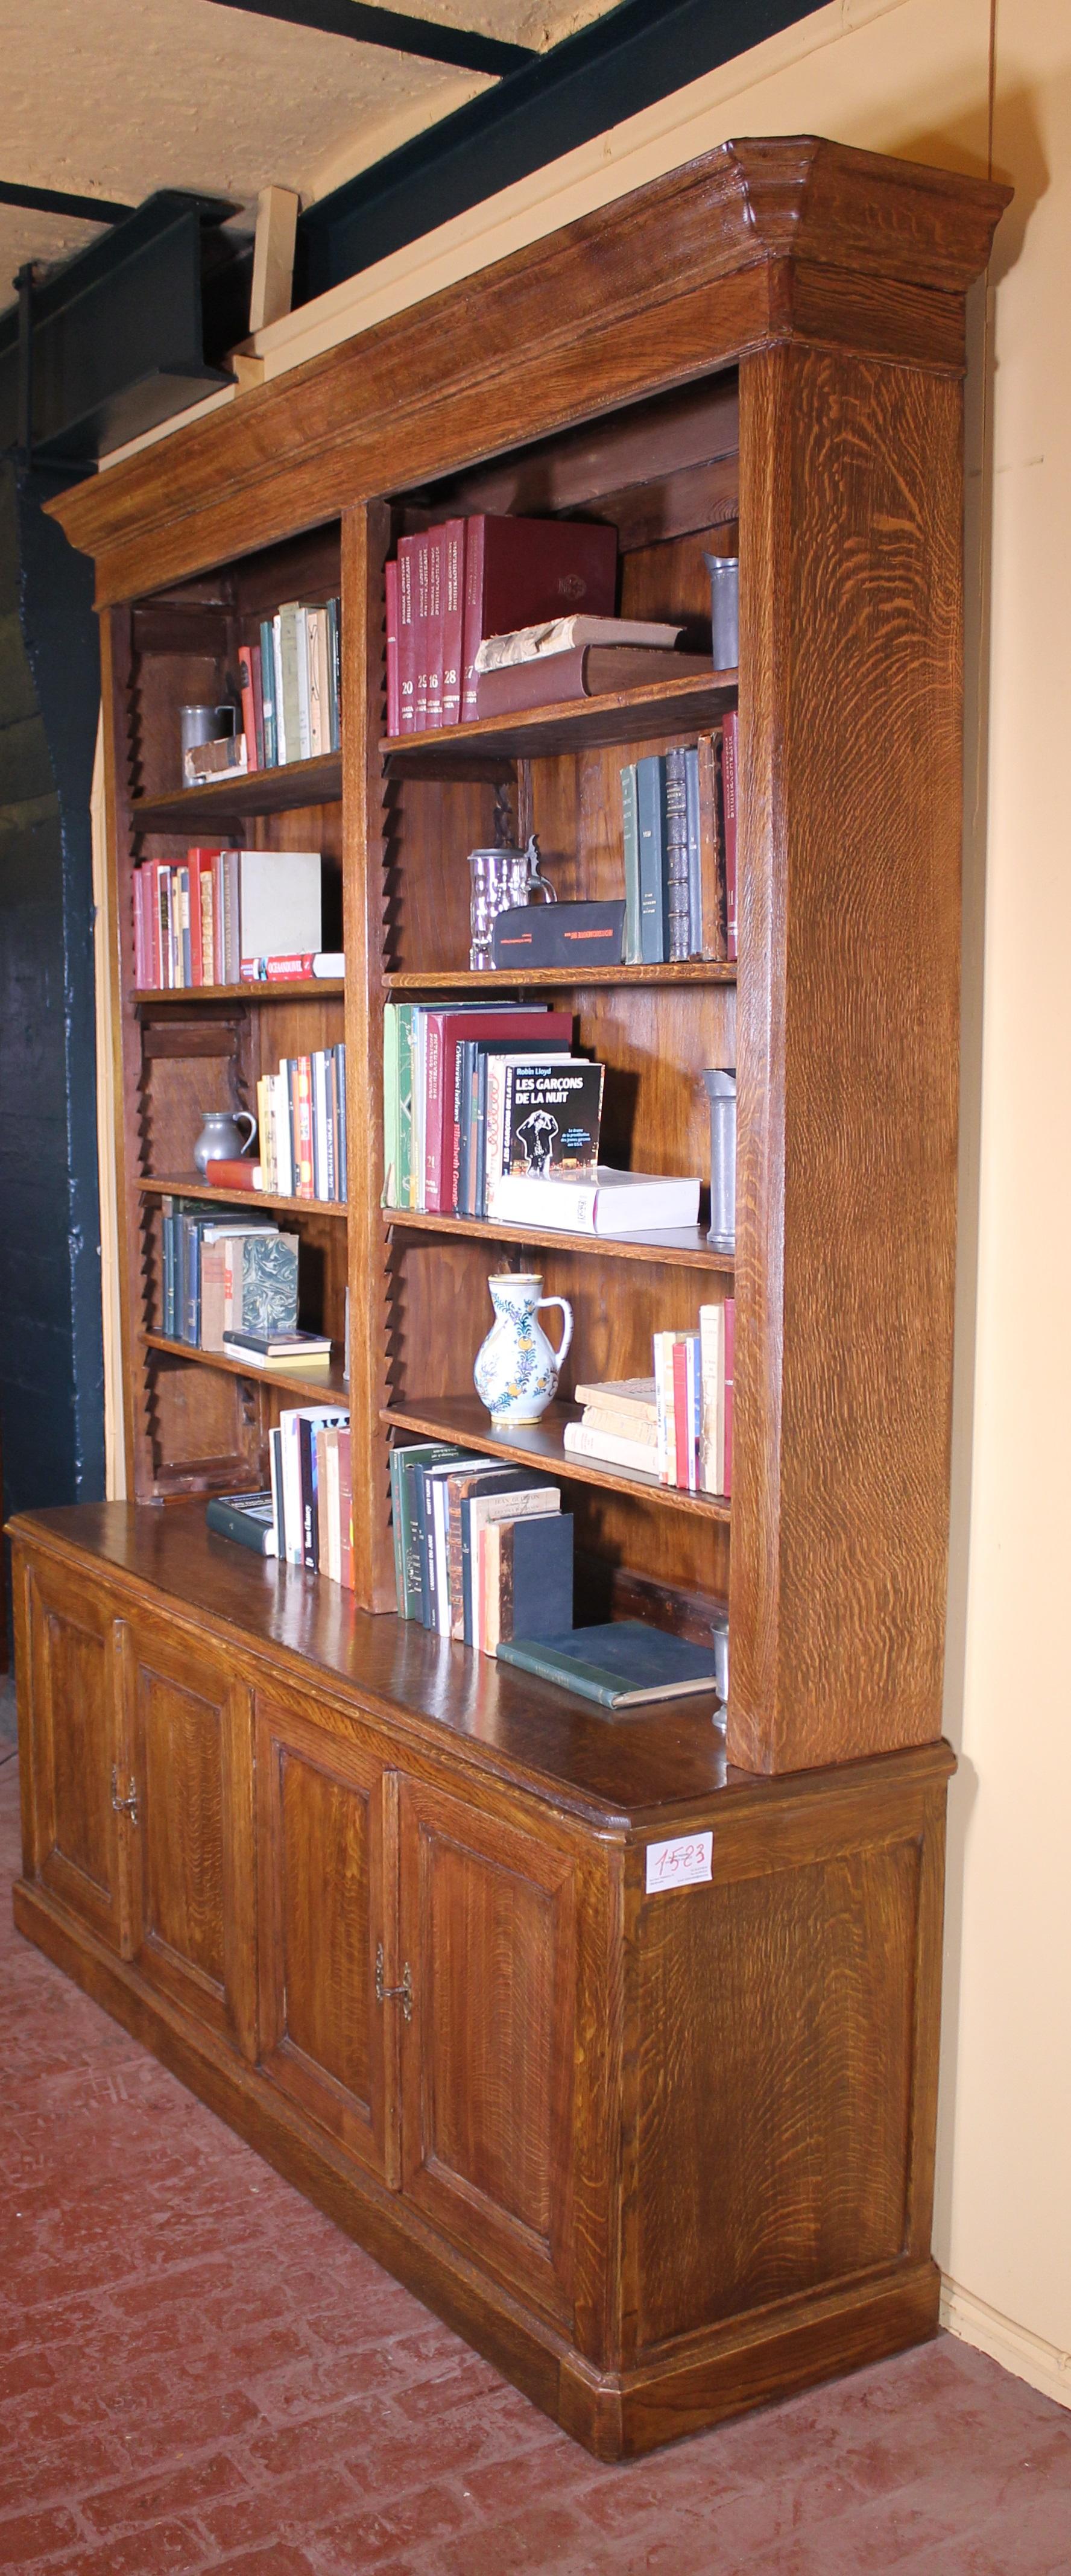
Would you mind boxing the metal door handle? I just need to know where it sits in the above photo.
[375,1942,412,2021]
[110,1767,139,1824]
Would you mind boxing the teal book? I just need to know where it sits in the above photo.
[496,1620,721,1708]
[391,1441,459,1618]
[259,619,277,766]
[620,761,640,964]
[382,1003,399,1205]
[396,1003,414,1209]
[239,1233,299,1335]
[636,754,668,964]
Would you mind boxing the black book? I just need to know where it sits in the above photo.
[206,1491,277,1556]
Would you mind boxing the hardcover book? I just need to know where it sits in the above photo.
[236,1232,299,1336]
[494,1059,604,1202]
[495,1620,722,1708]
[461,515,618,719]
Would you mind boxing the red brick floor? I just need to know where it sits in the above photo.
[2,1738,1070,2575]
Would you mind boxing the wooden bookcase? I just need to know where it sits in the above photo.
[9,139,1009,2454]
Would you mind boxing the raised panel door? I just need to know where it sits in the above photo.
[124,1617,256,2057]
[24,1559,125,1947]
[254,1690,397,2183]
[398,1777,577,2325]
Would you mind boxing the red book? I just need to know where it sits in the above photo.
[132,871,147,987]
[722,710,738,962]
[142,858,164,986]
[241,953,317,982]
[723,1296,735,1496]
[461,515,618,719]
[251,644,266,771]
[425,525,444,730]
[187,849,220,987]
[296,1058,314,1198]
[425,1008,573,1213]
[672,1339,689,1491]
[396,541,416,733]
[238,646,259,773]
[195,851,217,987]
[413,531,432,731]
[204,1158,262,1193]
[441,519,465,724]
[385,558,400,736]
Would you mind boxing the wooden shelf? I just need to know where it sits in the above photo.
[383,962,737,992]
[143,1331,349,1404]
[382,1207,733,1272]
[134,980,344,1005]
[131,751,341,831]
[381,1395,731,1521]
[138,1175,347,1220]
[382,669,738,772]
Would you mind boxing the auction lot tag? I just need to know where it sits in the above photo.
[645,1832,713,1893]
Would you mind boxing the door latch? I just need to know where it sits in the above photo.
[375,1942,412,2022]
[110,1767,139,1825]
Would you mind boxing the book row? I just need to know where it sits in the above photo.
[236,598,340,771]
[268,1405,354,1580]
[390,1440,573,1653]
[384,513,618,735]
[621,720,738,966]
[133,847,322,990]
[255,1044,349,1202]
[563,1315,734,1497]
[159,1202,298,1351]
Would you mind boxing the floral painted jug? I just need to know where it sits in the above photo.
[473,1273,573,1427]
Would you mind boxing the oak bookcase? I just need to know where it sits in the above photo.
[9,139,1008,2455]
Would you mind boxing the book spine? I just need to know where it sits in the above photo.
[389,1445,407,1613]
[297,1057,314,1198]
[132,871,146,988]
[620,763,641,965]
[161,1195,174,1337]
[441,520,465,724]
[306,609,324,757]
[259,619,277,767]
[563,1423,659,1474]
[336,1041,347,1203]
[636,754,667,964]
[327,596,341,753]
[382,1003,399,1207]
[385,558,400,737]
[697,730,727,962]
[461,514,485,720]
[205,1497,274,1554]
[397,543,416,734]
[413,532,431,733]
[338,1428,354,1590]
[273,1072,294,1199]
[664,747,690,964]
[299,1418,318,1568]
[269,1426,285,1559]
[698,1300,724,1496]
[241,953,318,982]
[722,710,738,962]
[238,646,258,772]
[294,607,312,759]
[271,614,285,762]
[279,605,301,765]
[178,865,192,987]
[251,643,266,771]
[425,525,444,730]
[724,1296,735,1495]
[672,1336,689,1488]
[423,1011,448,1213]
[684,745,702,959]
[579,1406,657,1444]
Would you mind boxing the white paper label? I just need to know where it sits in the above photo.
[645,1831,713,1893]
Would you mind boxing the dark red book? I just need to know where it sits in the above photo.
[441,519,465,724]
[475,645,709,719]
[425,525,444,730]
[238,646,259,774]
[722,709,738,962]
[396,538,417,733]
[385,557,400,736]
[414,531,432,731]
[203,1158,262,1193]
[423,1008,573,1213]
[461,516,618,720]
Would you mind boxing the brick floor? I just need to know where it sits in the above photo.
[2,1737,1070,2573]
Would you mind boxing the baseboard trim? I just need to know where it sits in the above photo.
[940,2278,1071,2411]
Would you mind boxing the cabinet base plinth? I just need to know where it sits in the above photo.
[12,1875,941,2460]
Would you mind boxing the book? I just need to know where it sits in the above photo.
[425,524,444,728]
[390,1440,460,1618]
[238,646,259,772]
[278,602,303,764]
[460,1474,560,1647]
[203,1158,263,1192]
[423,1007,569,1216]
[184,734,248,784]
[490,900,624,973]
[396,538,416,733]
[385,557,400,737]
[573,1374,656,1415]
[697,730,727,962]
[259,618,277,766]
[665,746,690,964]
[441,519,465,724]
[238,850,321,968]
[698,1302,726,1496]
[636,754,668,963]
[475,647,709,718]
[476,617,683,669]
[223,1327,332,1363]
[414,531,431,730]
[491,1511,573,1652]
[241,952,344,982]
[205,1491,277,1556]
[580,1404,657,1444]
[229,1231,299,1336]
[490,1167,700,1235]
[722,709,739,961]
[620,762,640,966]
[563,1423,660,1476]
[495,1621,721,1708]
[461,515,618,719]
[493,1059,604,1201]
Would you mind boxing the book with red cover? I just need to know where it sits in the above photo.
[697,731,727,963]
[385,558,400,737]
[441,520,465,723]
[132,872,147,987]
[296,1057,314,1198]
[475,646,708,719]
[723,1295,735,1495]
[461,516,618,720]
[425,525,444,730]
[396,538,417,733]
[203,1158,262,1192]
[413,531,432,731]
[722,709,738,962]
[251,643,266,771]
[425,1008,572,1213]
[238,646,259,774]
[672,1337,689,1491]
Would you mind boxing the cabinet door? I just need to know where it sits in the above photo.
[398,1776,577,2325]
[255,1691,398,2185]
[24,1556,127,1949]
[122,1617,257,2059]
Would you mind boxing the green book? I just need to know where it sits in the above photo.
[278,601,302,768]
[496,1620,721,1708]
[620,762,640,964]
[390,1440,458,1618]
[382,1002,399,1206]
[397,1003,415,1208]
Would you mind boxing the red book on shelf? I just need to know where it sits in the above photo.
[413,530,432,731]
[441,519,465,724]
[425,525,444,730]
[238,646,259,773]
[241,953,318,982]
[672,1337,690,1491]
[396,540,416,734]
[461,516,618,720]
[723,1295,735,1495]
[385,558,400,736]
[296,1057,314,1198]
[132,871,147,987]
[188,849,220,986]
[722,709,738,962]
[425,1008,573,1213]
[203,1158,263,1193]
[251,643,266,771]
[141,859,165,985]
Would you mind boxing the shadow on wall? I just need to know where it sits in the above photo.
[0,460,104,1651]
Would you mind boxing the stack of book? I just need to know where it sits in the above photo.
[268,1404,353,1580]
[390,1440,573,1653]
[620,716,738,964]
[235,598,341,772]
[159,1201,298,1352]
[133,848,323,990]
[382,1002,604,1216]
[563,1304,734,1498]
[384,515,618,735]
[255,1043,347,1202]
[473,615,710,717]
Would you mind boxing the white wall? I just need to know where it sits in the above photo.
[106,0,1071,2397]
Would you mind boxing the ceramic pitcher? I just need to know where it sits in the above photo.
[473,1273,573,1427]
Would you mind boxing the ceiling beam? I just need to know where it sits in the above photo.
[206,0,536,77]
[0,181,134,225]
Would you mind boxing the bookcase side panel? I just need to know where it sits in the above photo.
[342,502,395,1609]
[730,344,963,1775]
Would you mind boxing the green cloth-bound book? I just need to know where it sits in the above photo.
[496,1620,720,1709]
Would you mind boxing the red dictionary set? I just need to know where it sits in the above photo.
[384,516,618,736]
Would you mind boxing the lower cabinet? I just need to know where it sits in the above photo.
[21,1553,127,1953]
[120,1614,257,2060]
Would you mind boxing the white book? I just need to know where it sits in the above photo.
[271,615,286,764]
[295,607,312,759]
[492,1167,700,1236]
[564,1422,660,1476]
[484,1050,586,1216]
[699,1302,727,1497]
[476,617,684,671]
[238,850,322,968]
[271,1071,294,1198]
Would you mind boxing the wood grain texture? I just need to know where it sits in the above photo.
[729,344,965,1773]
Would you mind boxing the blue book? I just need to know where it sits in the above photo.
[636,754,668,964]
[496,1620,721,1708]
